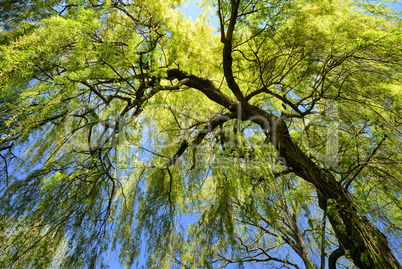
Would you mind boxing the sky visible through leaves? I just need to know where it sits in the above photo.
[105,1,269,268]
[101,1,402,268]
[2,0,400,268]
[103,3,225,269]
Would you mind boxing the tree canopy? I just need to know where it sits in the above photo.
[0,0,401,268]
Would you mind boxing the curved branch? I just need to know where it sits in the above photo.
[328,247,345,269]
[167,69,236,109]
[246,85,304,116]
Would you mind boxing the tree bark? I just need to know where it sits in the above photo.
[271,119,401,269]
[167,69,401,269]
[329,247,345,269]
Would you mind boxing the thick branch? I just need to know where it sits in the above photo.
[220,0,246,103]
[167,69,236,109]
[328,247,344,269]
[234,102,401,269]
[165,68,402,269]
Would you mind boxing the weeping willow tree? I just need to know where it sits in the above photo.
[0,0,401,268]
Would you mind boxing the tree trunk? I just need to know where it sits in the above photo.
[167,69,401,268]
[273,119,401,269]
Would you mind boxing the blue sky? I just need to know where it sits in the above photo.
[93,1,402,268]
[105,3,212,269]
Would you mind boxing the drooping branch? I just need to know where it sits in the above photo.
[253,114,401,268]
[165,65,401,267]
[213,100,401,269]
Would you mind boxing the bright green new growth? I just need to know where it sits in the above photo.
[0,0,401,268]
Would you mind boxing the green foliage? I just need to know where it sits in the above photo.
[0,0,401,268]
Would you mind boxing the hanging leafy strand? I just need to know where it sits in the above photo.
[0,0,401,268]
